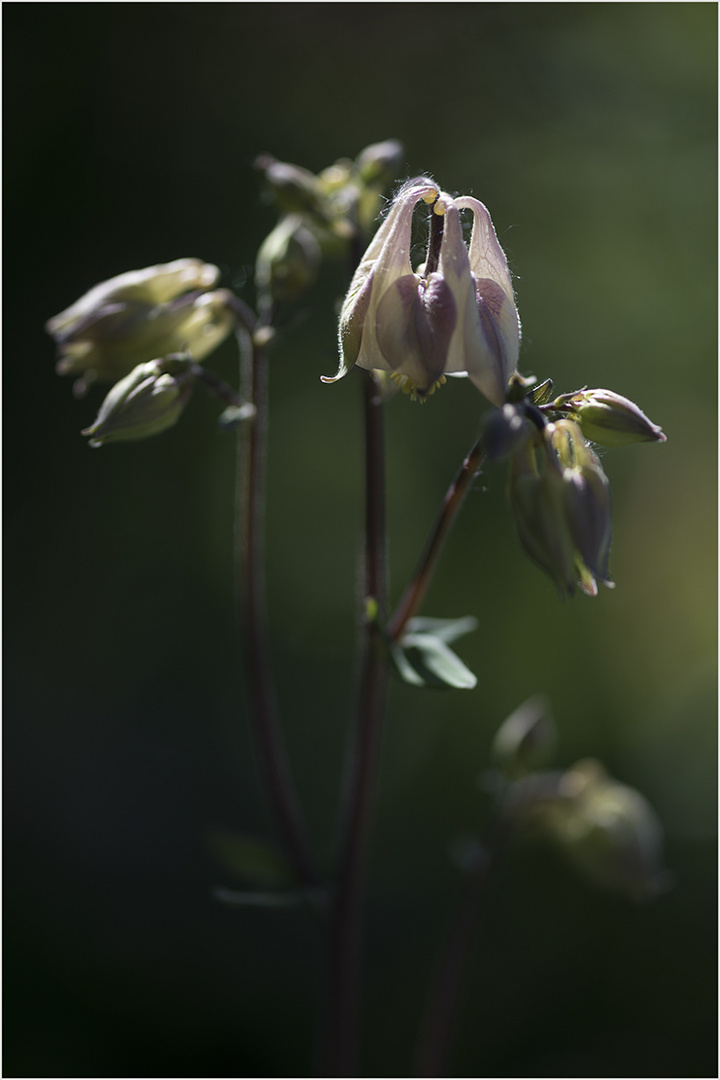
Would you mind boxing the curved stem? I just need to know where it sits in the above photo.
[322,371,389,1076]
[190,362,244,408]
[414,818,513,1077]
[388,439,486,641]
[235,323,319,888]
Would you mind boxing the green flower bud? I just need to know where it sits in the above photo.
[509,439,578,596]
[549,420,613,595]
[81,355,194,447]
[559,389,666,448]
[508,420,614,597]
[353,139,404,186]
[533,759,668,903]
[255,215,321,303]
[255,154,322,214]
[47,260,234,392]
[492,696,556,778]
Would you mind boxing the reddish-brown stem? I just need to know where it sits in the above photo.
[414,818,513,1077]
[321,372,389,1076]
[236,325,319,888]
[388,439,486,641]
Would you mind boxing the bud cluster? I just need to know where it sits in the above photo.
[491,702,668,903]
[481,378,665,597]
[518,758,668,903]
[254,141,404,305]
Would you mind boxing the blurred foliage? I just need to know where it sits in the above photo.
[5,4,716,1077]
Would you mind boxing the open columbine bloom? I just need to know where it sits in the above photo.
[322,177,520,404]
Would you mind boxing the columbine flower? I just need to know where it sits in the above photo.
[47,259,235,393]
[81,355,195,447]
[322,177,520,404]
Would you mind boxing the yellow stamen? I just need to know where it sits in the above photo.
[389,372,448,403]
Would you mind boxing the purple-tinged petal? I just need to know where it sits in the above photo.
[331,178,438,381]
[373,272,456,391]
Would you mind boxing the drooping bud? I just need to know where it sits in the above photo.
[492,696,556,778]
[507,419,615,597]
[531,759,669,903]
[254,155,322,214]
[353,139,404,186]
[255,214,321,303]
[557,389,666,447]
[47,258,220,337]
[508,439,578,596]
[81,355,195,447]
[548,420,613,595]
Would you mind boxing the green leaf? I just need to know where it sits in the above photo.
[391,632,477,690]
[404,615,478,644]
[207,831,295,888]
[218,403,256,430]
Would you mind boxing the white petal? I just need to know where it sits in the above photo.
[454,196,516,303]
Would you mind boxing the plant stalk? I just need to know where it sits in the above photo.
[388,439,486,641]
[235,324,318,887]
[414,818,513,1077]
[322,371,389,1076]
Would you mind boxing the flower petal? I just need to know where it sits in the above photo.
[372,272,456,391]
[330,179,438,380]
[454,196,516,304]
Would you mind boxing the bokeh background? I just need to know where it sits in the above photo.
[5,4,716,1077]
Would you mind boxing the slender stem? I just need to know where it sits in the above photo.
[388,439,486,641]
[414,818,513,1077]
[322,371,389,1076]
[235,323,319,887]
[190,362,244,408]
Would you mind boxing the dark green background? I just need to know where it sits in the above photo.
[5,4,716,1077]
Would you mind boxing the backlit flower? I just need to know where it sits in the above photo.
[323,177,520,404]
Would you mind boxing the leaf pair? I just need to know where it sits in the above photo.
[390,615,478,690]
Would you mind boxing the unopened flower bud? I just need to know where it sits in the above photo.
[81,355,194,447]
[559,389,666,447]
[549,420,613,595]
[509,440,578,596]
[508,419,615,597]
[47,261,234,392]
[492,696,556,778]
[255,155,322,214]
[255,215,321,303]
[538,759,668,903]
[353,139,404,186]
